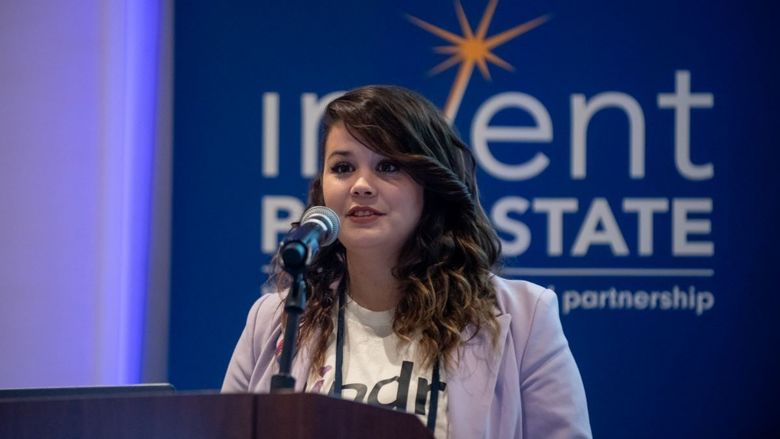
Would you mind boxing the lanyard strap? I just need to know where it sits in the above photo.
[427,360,441,432]
[331,279,441,433]
[332,279,346,396]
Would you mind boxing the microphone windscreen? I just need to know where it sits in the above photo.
[301,206,340,246]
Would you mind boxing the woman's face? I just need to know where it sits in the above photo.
[322,122,424,256]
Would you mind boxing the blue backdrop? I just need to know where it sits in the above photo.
[171,1,779,437]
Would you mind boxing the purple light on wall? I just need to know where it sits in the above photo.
[0,0,165,387]
[118,0,162,383]
[97,0,162,384]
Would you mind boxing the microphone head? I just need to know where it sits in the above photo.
[301,206,341,246]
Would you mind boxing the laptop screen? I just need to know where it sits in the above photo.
[0,383,175,400]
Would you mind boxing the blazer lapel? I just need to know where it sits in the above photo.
[447,313,511,439]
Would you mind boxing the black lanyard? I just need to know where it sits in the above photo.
[330,279,441,433]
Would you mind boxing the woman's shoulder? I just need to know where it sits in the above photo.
[243,290,287,334]
[490,274,557,317]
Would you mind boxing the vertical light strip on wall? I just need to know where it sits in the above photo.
[121,0,160,384]
[97,0,160,384]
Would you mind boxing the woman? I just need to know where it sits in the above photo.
[222,85,591,439]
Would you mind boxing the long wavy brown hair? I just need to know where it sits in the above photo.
[272,85,502,370]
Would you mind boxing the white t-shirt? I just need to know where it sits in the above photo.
[306,298,449,439]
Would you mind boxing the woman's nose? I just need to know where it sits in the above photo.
[350,175,375,197]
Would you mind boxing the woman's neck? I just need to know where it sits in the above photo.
[345,249,402,311]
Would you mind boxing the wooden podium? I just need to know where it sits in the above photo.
[0,392,433,439]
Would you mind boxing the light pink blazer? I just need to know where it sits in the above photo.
[222,276,591,439]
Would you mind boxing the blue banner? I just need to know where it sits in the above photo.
[171,1,779,436]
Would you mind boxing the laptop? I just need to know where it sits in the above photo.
[0,383,175,400]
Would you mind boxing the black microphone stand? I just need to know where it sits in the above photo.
[270,241,310,393]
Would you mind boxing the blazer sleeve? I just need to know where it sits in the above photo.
[519,288,592,439]
[221,296,265,392]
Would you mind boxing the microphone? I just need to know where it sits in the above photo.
[280,206,340,271]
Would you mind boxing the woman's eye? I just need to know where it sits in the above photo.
[377,161,399,173]
[330,162,354,174]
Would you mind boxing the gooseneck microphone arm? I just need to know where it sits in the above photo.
[270,206,340,393]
